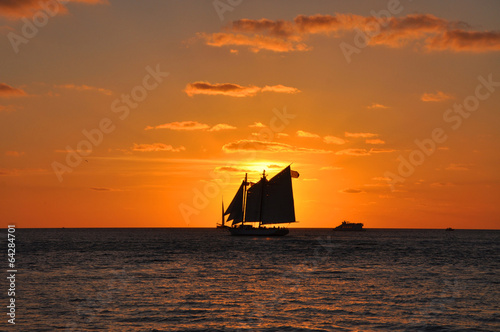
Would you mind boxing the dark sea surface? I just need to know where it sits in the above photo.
[8,228,500,331]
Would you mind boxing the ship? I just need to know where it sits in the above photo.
[333,220,365,231]
[222,165,299,236]
[216,202,230,229]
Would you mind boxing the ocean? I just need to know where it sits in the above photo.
[8,228,500,331]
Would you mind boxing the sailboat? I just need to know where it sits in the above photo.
[222,165,299,236]
[216,201,230,229]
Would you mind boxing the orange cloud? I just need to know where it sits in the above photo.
[369,148,395,153]
[5,151,24,157]
[420,91,453,102]
[427,30,500,52]
[184,81,300,97]
[199,32,309,53]
[55,84,112,96]
[368,14,452,47]
[261,85,300,94]
[323,136,346,145]
[215,166,252,173]
[200,13,500,54]
[336,148,394,156]
[230,18,296,38]
[367,103,389,109]
[132,143,185,152]
[345,132,378,138]
[445,163,469,171]
[0,168,47,176]
[89,187,122,192]
[0,105,17,112]
[145,121,210,131]
[0,0,108,19]
[208,124,237,132]
[249,122,266,128]
[336,148,371,156]
[339,188,364,194]
[0,83,27,98]
[145,121,236,132]
[222,139,330,153]
[296,130,320,138]
[365,139,385,144]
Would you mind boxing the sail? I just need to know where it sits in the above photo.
[244,179,264,222]
[224,182,244,224]
[261,166,296,224]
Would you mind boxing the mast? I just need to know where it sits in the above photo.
[259,170,266,227]
[221,199,224,227]
[242,173,248,224]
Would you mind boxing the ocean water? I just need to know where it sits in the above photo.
[8,228,500,331]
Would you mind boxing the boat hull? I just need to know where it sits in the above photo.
[229,227,289,236]
[333,222,364,231]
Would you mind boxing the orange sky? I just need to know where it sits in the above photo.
[1,0,499,229]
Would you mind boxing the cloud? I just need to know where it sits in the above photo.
[222,139,331,153]
[296,130,320,138]
[445,163,469,171]
[0,105,17,112]
[365,138,385,145]
[0,168,47,176]
[0,83,27,98]
[199,13,500,54]
[426,29,500,52]
[0,0,108,19]
[345,132,378,138]
[132,143,185,152]
[372,176,392,181]
[336,148,394,156]
[184,81,300,97]
[369,148,395,153]
[430,182,455,187]
[89,187,122,192]
[215,166,252,173]
[323,135,346,145]
[276,133,289,138]
[267,164,283,169]
[261,85,300,94]
[208,123,237,132]
[198,32,309,53]
[5,151,24,157]
[55,84,112,96]
[145,121,236,132]
[340,188,364,194]
[249,122,266,128]
[230,18,297,38]
[146,121,210,131]
[335,148,371,156]
[367,103,389,109]
[320,166,342,170]
[420,91,453,102]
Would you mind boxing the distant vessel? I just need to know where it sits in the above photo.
[333,220,365,231]
[216,201,230,229]
[222,165,299,236]
[445,227,454,231]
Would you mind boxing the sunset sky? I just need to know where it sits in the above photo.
[1,0,499,229]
